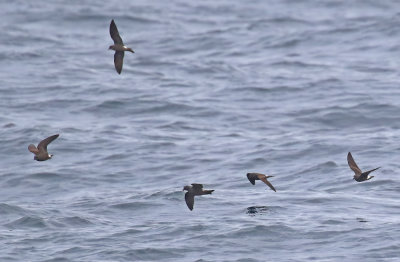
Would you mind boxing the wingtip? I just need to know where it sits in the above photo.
[266,186,276,192]
[51,134,60,140]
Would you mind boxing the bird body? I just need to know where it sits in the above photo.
[109,19,134,74]
[109,44,134,52]
[347,152,380,182]
[246,173,276,192]
[28,134,59,161]
[183,184,214,211]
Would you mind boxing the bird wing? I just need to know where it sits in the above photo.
[110,19,123,45]
[259,176,276,192]
[347,152,362,176]
[191,183,203,189]
[185,192,194,211]
[37,134,59,153]
[114,51,124,74]
[360,167,380,179]
[246,173,257,185]
[28,144,39,155]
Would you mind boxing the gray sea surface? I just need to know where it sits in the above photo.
[1,0,400,261]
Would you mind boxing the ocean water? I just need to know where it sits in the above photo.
[0,0,400,261]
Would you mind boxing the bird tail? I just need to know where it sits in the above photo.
[204,190,214,194]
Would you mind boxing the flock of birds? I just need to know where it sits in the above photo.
[27,20,381,211]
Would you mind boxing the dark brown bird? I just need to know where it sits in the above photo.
[246,173,276,192]
[183,184,214,211]
[347,152,380,182]
[109,19,134,74]
[28,134,59,161]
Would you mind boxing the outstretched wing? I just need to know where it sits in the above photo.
[114,51,124,74]
[110,19,123,45]
[185,192,194,211]
[191,183,203,190]
[360,167,380,180]
[347,152,362,176]
[28,144,39,155]
[38,134,59,153]
[259,176,276,192]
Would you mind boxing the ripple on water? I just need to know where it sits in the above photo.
[0,203,28,216]
[5,216,47,229]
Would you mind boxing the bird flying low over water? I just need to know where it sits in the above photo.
[347,152,380,182]
[109,19,134,74]
[246,173,276,192]
[28,134,59,161]
[183,184,214,211]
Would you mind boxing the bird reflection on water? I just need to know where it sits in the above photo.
[246,206,270,216]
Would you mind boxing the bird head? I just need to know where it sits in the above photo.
[108,45,114,50]
[183,186,190,191]
[49,154,53,159]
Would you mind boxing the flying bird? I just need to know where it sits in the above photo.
[347,152,380,182]
[183,184,214,211]
[109,19,134,74]
[246,173,276,192]
[28,134,59,161]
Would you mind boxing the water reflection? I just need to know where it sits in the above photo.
[246,206,269,216]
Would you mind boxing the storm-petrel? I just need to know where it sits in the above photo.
[109,19,134,74]
[28,134,59,161]
[247,173,276,192]
[347,152,380,182]
[183,184,214,211]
